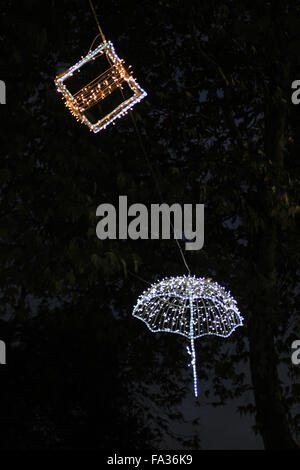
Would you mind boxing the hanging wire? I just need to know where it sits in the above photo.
[89,0,106,43]
[128,111,192,275]
[88,0,192,276]
[89,32,103,52]
[127,270,152,285]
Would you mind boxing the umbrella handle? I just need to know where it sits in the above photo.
[189,295,198,397]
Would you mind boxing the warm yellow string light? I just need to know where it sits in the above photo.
[54,41,147,133]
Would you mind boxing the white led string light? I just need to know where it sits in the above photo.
[132,275,244,397]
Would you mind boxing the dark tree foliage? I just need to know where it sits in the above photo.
[0,0,299,449]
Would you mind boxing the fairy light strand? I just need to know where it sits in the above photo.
[189,293,198,397]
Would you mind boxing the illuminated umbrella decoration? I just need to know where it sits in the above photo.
[132,275,244,397]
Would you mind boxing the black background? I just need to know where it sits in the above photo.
[0,0,299,451]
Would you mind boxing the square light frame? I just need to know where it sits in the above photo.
[54,41,147,133]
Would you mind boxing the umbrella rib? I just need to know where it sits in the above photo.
[154,298,164,329]
[201,296,210,334]
[148,298,161,329]
[164,298,173,330]
[173,297,182,333]
[215,302,230,334]
[182,297,189,334]
[195,298,201,337]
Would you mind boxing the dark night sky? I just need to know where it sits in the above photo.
[0,0,299,452]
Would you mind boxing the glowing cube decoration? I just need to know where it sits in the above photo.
[54,41,147,133]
